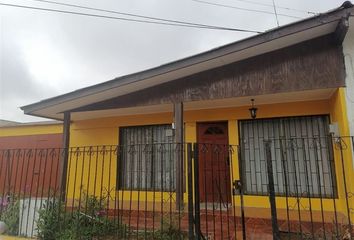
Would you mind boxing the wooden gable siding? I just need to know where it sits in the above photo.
[73,34,345,112]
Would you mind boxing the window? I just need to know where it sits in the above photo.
[118,125,175,191]
[239,115,336,197]
[204,126,224,135]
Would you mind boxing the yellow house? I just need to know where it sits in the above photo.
[2,2,354,239]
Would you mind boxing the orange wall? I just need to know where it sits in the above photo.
[0,124,63,197]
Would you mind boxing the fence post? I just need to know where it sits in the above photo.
[59,111,71,201]
[264,140,280,240]
[193,143,201,240]
[174,102,184,210]
[337,137,353,236]
[237,146,247,240]
[187,143,195,240]
[6,149,11,196]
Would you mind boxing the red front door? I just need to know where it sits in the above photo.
[197,122,231,203]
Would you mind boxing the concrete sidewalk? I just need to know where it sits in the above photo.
[0,236,29,240]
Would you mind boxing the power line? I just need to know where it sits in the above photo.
[25,0,236,29]
[190,0,303,19]
[229,0,317,15]
[0,2,262,33]
[272,0,279,26]
[29,0,317,21]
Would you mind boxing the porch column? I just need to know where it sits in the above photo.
[59,111,71,200]
[174,102,184,210]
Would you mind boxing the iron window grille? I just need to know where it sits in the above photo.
[239,115,337,198]
[117,124,176,191]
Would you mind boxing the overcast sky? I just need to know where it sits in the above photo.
[0,0,347,122]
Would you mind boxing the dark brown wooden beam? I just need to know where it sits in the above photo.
[59,111,71,200]
[174,102,184,210]
[174,102,184,144]
[334,17,349,44]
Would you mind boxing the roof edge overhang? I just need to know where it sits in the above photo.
[20,2,354,120]
[0,120,62,128]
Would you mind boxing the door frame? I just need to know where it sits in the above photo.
[196,121,231,203]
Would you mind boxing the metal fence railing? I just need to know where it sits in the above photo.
[0,137,353,239]
[0,145,186,239]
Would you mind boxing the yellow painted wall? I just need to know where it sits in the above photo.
[329,88,354,220]
[65,89,353,220]
[70,99,331,146]
[0,124,62,137]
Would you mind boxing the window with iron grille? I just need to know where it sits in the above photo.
[118,124,175,191]
[239,115,337,198]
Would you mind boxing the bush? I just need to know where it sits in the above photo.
[36,199,69,240]
[36,192,125,240]
[0,195,19,236]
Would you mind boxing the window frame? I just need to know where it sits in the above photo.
[238,114,338,199]
[117,124,176,192]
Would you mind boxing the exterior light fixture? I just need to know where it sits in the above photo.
[249,99,258,119]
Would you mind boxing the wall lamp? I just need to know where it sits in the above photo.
[249,99,258,119]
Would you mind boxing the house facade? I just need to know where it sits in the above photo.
[1,3,354,239]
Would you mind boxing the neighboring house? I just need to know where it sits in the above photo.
[0,120,62,149]
[0,121,62,196]
[2,2,354,239]
[0,120,20,127]
[0,121,62,238]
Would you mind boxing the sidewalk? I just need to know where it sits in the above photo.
[0,236,29,240]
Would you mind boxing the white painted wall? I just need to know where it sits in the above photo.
[343,17,354,137]
[19,198,50,238]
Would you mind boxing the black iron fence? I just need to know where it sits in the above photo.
[0,137,353,239]
[238,136,354,240]
[0,145,186,239]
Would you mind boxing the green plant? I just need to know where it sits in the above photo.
[0,195,19,236]
[140,215,186,240]
[36,199,70,240]
[36,191,126,240]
